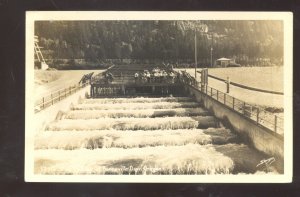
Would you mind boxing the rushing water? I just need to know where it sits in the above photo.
[35,96,278,175]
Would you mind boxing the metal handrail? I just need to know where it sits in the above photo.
[34,82,89,113]
[181,76,284,134]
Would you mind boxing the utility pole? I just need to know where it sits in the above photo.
[210,33,214,67]
[194,30,197,79]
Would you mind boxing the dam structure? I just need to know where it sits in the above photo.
[34,65,283,175]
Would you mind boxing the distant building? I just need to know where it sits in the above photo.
[215,57,236,67]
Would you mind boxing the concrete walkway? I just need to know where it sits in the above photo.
[34,70,104,100]
[175,69,283,109]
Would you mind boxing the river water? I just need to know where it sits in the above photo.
[34,96,279,175]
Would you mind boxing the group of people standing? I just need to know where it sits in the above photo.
[134,68,177,84]
[91,66,194,86]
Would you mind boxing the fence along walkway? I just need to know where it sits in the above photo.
[179,71,284,135]
[34,82,89,113]
[34,72,94,113]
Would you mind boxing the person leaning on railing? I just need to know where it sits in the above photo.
[176,72,182,83]
[167,72,173,84]
[105,72,114,84]
[140,72,146,84]
[134,72,139,84]
[150,72,155,83]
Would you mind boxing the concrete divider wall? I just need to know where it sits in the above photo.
[186,86,284,161]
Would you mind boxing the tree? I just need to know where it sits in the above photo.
[35,20,283,66]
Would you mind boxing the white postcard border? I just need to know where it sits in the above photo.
[25,11,293,183]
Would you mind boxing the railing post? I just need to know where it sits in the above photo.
[210,87,212,97]
[205,85,208,95]
[243,102,246,115]
[274,115,278,133]
[69,86,71,95]
[200,83,204,92]
[256,108,260,124]
[226,77,230,93]
[233,97,235,110]
[65,88,67,98]
[122,85,125,95]
[90,85,93,98]
[42,97,44,109]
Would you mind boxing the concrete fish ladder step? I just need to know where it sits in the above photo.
[45,116,219,131]
[34,144,234,175]
[64,108,210,119]
[82,97,193,104]
[35,128,237,150]
[71,102,200,110]
[34,143,272,175]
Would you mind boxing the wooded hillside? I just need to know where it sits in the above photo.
[35,20,283,68]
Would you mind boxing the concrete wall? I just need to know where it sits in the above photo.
[187,86,284,161]
[33,86,90,134]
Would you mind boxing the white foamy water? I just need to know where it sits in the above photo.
[46,116,218,131]
[72,102,200,110]
[35,128,237,150]
[34,143,276,175]
[64,108,209,119]
[35,96,278,175]
[34,144,235,175]
[82,97,193,104]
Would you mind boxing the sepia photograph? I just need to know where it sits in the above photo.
[25,11,293,183]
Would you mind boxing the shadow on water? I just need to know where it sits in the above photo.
[190,116,219,129]
[214,144,270,174]
[220,115,284,174]
[151,110,177,118]
[107,158,144,168]
[203,128,238,145]
[151,108,211,118]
